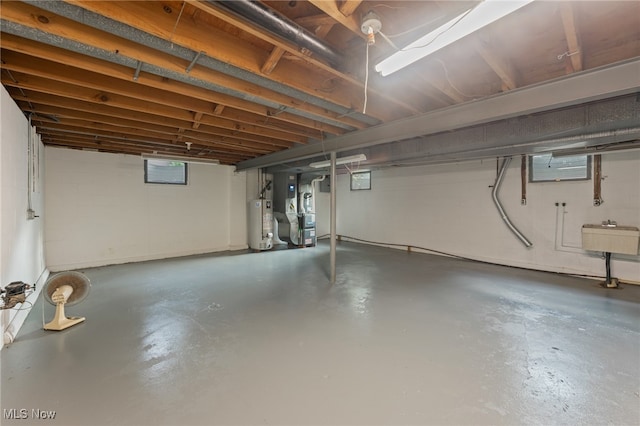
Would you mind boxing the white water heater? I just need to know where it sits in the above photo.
[248,199,273,251]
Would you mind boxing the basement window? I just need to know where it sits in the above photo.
[350,171,371,190]
[144,159,188,185]
[529,154,590,182]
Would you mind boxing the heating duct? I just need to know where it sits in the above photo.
[492,157,533,248]
[207,0,343,66]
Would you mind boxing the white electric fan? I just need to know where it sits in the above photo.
[43,271,91,331]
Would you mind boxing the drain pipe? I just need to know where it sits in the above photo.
[492,157,533,248]
[26,113,37,220]
[310,175,326,213]
[208,0,343,66]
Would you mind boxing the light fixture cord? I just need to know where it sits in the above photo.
[399,7,474,53]
[169,2,187,48]
[435,58,483,99]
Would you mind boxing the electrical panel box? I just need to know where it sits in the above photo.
[319,178,331,193]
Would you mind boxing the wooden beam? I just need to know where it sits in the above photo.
[416,73,465,104]
[296,15,336,41]
[181,0,417,118]
[1,33,350,134]
[559,2,583,72]
[34,119,269,153]
[42,137,246,165]
[41,130,255,160]
[339,0,363,17]
[261,46,285,75]
[0,50,329,140]
[308,0,364,38]
[36,123,277,156]
[315,25,335,39]
[474,37,520,91]
[192,112,204,129]
[295,14,336,28]
[6,86,299,149]
[37,116,279,150]
[0,3,374,128]
[213,104,225,115]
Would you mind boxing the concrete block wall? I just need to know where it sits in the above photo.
[1,85,48,345]
[44,148,247,271]
[330,153,640,282]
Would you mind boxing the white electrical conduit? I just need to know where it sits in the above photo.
[492,157,533,248]
[27,113,34,216]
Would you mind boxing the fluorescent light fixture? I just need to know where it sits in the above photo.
[309,153,367,169]
[375,0,534,76]
[142,153,220,165]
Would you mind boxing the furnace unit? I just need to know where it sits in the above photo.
[272,173,317,247]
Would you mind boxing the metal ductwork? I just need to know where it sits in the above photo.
[207,0,343,66]
[492,157,533,248]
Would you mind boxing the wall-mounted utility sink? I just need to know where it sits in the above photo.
[582,224,639,255]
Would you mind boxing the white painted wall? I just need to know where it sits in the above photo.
[315,189,330,237]
[328,153,640,282]
[45,148,247,270]
[1,85,48,345]
[229,169,248,250]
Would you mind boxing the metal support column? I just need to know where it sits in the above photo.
[330,151,336,283]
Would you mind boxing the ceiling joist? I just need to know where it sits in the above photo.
[559,2,583,73]
[0,1,636,166]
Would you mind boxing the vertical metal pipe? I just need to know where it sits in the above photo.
[492,157,533,248]
[330,151,337,283]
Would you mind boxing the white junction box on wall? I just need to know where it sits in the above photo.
[581,225,640,255]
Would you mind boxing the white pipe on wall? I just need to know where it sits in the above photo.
[310,175,326,213]
[554,204,583,253]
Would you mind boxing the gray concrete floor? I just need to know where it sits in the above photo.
[1,242,639,426]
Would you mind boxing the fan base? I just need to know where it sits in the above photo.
[44,315,85,331]
[44,302,85,331]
